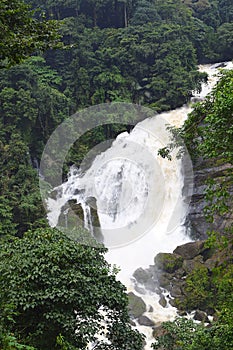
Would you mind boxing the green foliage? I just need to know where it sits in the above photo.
[182,69,233,237]
[204,178,230,223]
[184,266,212,310]
[154,253,183,273]
[0,57,70,154]
[0,0,61,67]
[0,304,36,349]
[153,317,233,350]
[0,229,144,350]
[0,133,47,236]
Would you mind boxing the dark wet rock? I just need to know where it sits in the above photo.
[182,255,204,274]
[159,295,167,308]
[133,267,151,284]
[138,315,155,327]
[129,319,136,327]
[168,298,177,307]
[170,285,183,298]
[194,310,209,323]
[148,305,153,312]
[154,253,183,273]
[157,273,171,289]
[173,241,206,260]
[134,285,146,295]
[152,325,166,339]
[133,266,158,294]
[169,295,186,309]
[178,310,187,316]
[128,292,146,319]
[174,267,186,279]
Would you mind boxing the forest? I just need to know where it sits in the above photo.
[0,0,233,349]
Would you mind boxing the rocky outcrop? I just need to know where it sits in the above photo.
[154,253,183,273]
[133,241,217,315]
[186,158,233,239]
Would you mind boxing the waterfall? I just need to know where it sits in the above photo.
[43,61,232,349]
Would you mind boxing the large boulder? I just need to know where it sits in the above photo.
[128,292,146,319]
[152,325,167,339]
[157,272,172,289]
[173,241,206,260]
[154,253,183,273]
[138,315,155,327]
[133,267,157,291]
[159,294,167,308]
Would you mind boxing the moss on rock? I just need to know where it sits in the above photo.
[154,253,184,273]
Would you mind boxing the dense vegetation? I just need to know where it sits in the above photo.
[0,0,232,349]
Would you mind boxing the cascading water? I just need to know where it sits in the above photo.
[45,62,232,349]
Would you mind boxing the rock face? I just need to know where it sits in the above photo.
[187,158,233,239]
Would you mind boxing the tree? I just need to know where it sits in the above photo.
[183,69,233,164]
[216,22,233,60]
[153,317,233,350]
[0,229,144,350]
[0,0,61,68]
[130,0,160,26]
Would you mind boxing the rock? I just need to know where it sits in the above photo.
[159,295,167,308]
[134,285,146,295]
[128,292,146,319]
[170,285,183,298]
[148,305,153,312]
[173,241,206,260]
[168,298,177,307]
[157,273,171,289]
[86,197,104,243]
[133,267,152,284]
[133,268,158,292]
[182,255,203,274]
[174,267,186,279]
[205,257,218,270]
[169,296,185,309]
[129,319,136,327]
[152,325,166,338]
[154,253,184,273]
[178,310,187,316]
[194,310,209,323]
[187,158,233,239]
[138,315,155,327]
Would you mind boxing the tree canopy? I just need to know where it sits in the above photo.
[0,229,144,349]
[0,0,61,67]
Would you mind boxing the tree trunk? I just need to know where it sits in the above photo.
[93,7,97,27]
[124,2,128,28]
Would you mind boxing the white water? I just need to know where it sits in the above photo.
[46,62,232,349]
